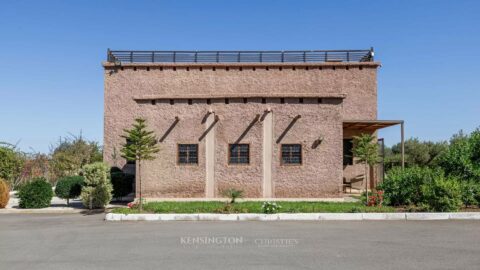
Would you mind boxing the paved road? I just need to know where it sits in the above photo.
[1,214,479,270]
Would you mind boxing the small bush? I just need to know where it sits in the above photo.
[111,172,134,199]
[55,176,84,206]
[460,180,480,207]
[221,188,244,203]
[18,178,53,208]
[379,166,442,206]
[80,162,113,209]
[421,177,462,212]
[0,178,10,208]
[262,202,282,214]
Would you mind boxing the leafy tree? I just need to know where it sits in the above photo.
[0,144,25,189]
[384,138,447,171]
[19,152,50,185]
[50,134,103,180]
[353,134,380,204]
[438,129,480,181]
[120,118,159,211]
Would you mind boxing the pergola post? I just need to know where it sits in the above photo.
[401,121,405,169]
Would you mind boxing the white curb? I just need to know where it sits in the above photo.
[448,213,480,220]
[362,213,406,220]
[278,213,321,220]
[406,213,450,220]
[319,213,363,220]
[105,212,480,221]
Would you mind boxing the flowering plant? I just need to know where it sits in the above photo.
[367,190,384,207]
[262,201,282,214]
[127,198,144,209]
[127,202,136,209]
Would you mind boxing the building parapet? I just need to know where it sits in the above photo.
[106,49,375,64]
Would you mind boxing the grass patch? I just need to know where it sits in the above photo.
[111,201,396,214]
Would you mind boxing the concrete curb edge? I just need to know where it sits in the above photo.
[105,212,480,221]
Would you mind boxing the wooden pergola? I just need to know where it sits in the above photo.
[343,120,405,168]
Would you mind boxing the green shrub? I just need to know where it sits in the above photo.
[111,172,134,199]
[80,162,113,209]
[0,178,10,208]
[55,176,84,206]
[221,188,244,203]
[421,177,462,212]
[460,180,480,207]
[379,166,442,206]
[262,202,282,214]
[18,178,53,208]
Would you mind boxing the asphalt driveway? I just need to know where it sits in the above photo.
[1,214,479,270]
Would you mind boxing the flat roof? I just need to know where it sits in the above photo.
[107,49,374,64]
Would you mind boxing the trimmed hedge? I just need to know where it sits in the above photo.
[0,178,10,208]
[55,176,84,206]
[18,178,53,208]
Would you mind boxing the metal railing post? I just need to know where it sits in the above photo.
[130,51,133,63]
[173,52,176,62]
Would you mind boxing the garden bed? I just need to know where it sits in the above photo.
[111,201,396,214]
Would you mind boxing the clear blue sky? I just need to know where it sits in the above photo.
[1,0,479,153]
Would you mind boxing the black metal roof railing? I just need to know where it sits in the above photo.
[107,48,374,64]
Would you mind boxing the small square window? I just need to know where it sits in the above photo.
[281,144,302,165]
[178,144,198,164]
[229,144,249,164]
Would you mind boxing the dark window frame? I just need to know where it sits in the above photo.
[228,144,250,165]
[177,144,199,165]
[280,144,302,165]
